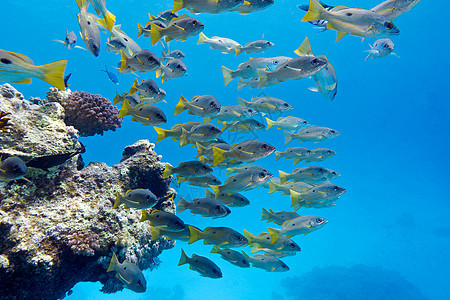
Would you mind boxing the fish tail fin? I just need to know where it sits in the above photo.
[174,96,188,115]
[267,228,282,243]
[243,229,255,244]
[119,50,129,73]
[129,78,139,94]
[268,181,277,194]
[205,189,215,198]
[210,245,221,253]
[251,245,260,253]
[240,250,250,261]
[172,0,185,13]
[279,170,289,184]
[275,151,283,161]
[154,127,169,143]
[118,98,132,118]
[302,0,326,22]
[139,209,149,222]
[197,32,208,44]
[209,185,221,198]
[163,163,175,179]
[294,36,313,56]
[113,92,121,105]
[237,79,246,90]
[188,226,203,244]
[212,146,227,166]
[257,69,269,88]
[203,116,212,123]
[150,23,163,46]
[294,158,301,165]
[284,130,294,145]
[221,121,230,132]
[261,208,272,223]
[39,60,67,91]
[179,128,189,147]
[176,197,189,213]
[265,117,274,130]
[195,142,207,158]
[177,176,187,183]
[225,167,234,175]
[137,23,144,38]
[102,10,116,31]
[290,190,302,208]
[221,66,234,86]
[234,45,243,56]
[150,225,161,241]
[237,97,249,106]
[178,249,189,265]
[75,0,88,11]
[107,252,119,272]
[113,191,122,209]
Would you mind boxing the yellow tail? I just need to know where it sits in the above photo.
[302,0,326,22]
[212,146,227,166]
[275,151,282,161]
[75,0,88,11]
[176,197,189,213]
[195,142,207,158]
[174,96,188,115]
[243,229,255,244]
[151,225,162,241]
[221,121,231,132]
[178,249,189,265]
[266,117,274,130]
[279,170,289,184]
[221,66,234,86]
[118,98,132,118]
[137,23,144,38]
[209,185,221,198]
[154,127,169,143]
[179,128,190,147]
[163,163,175,179]
[172,0,185,12]
[294,158,302,165]
[294,36,313,57]
[261,208,272,223]
[39,60,67,91]
[267,228,282,243]
[197,32,208,44]
[205,189,215,198]
[102,10,116,31]
[106,252,119,272]
[119,50,128,72]
[284,130,295,145]
[234,45,243,56]
[177,176,188,183]
[225,167,236,175]
[268,181,278,194]
[150,23,163,46]
[113,191,123,209]
[290,190,302,207]
[139,209,149,222]
[188,225,203,244]
[257,69,269,88]
[129,78,139,94]
[113,92,122,105]
[210,245,221,253]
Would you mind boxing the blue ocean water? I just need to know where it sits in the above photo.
[2,0,449,299]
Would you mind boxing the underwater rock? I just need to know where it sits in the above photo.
[0,85,176,299]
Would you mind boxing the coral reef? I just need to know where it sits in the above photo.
[0,85,176,300]
[0,111,12,132]
[46,88,123,137]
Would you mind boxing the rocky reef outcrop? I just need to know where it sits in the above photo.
[0,84,175,300]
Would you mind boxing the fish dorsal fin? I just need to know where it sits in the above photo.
[294,37,314,57]
[330,5,350,12]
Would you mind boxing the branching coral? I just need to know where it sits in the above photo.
[59,91,123,137]
[0,111,12,132]
[63,230,101,256]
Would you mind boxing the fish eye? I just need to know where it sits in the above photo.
[385,22,394,30]
[312,190,316,193]
[146,195,151,199]
[291,223,296,226]
[247,109,252,112]
[307,150,311,154]
[282,265,287,268]
[346,12,353,16]
[87,21,91,25]
[175,221,181,226]
[312,58,319,65]
[259,172,265,178]
[212,269,218,274]
[202,166,208,171]
[209,101,215,107]
[137,280,142,285]
[92,44,98,50]
[332,171,337,175]
[318,168,324,172]
[148,56,155,62]
[124,38,128,42]
[242,260,247,264]
[327,150,331,153]
[290,243,296,248]
[334,186,339,191]
[283,103,288,107]
[266,42,271,45]
[316,218,322,223]
[262,144,269,150]
[193,20,197,25]
[330,130,336,134]
[156,113,161,118]
[237,236,242,241]
[215,205,221,211]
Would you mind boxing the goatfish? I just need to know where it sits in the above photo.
[175,95,221,117]
[209,169,273,196]
[261,208,300,226]
[266,116,309,132]
[53,30,85,50]
[221,119,265,133]
[107,253,147,293]
[0,50,66,90]
[179,249,222,278]
[119,50,160,73]
[244,230,301,253]
[197,32,241,54]
[173,0,244,14]
[302,0,400,41]
[279,166,340,185]
[188,226,248,247]
[235,40,274,56]
[76,0,101,57]
[284,125,340,144]
[154,122,203,142]
[118,99,167,126]
[211,245,250,268]
[156,59,187,83]
[232,0,274,14]
[150,15,204,46]
[275,147,314,164]
[178,173,221,187]
[268,215,328,242]
[89,0,116,31]
[177,197,231,218]
[212,140,275,166]
[295,37,337,101]
[0,156,28,181]
[371,0,421,20]
[140,209,186,231]
[238,96,293,114]
[163,160,212,179]
[205,189,250,207]
[241,251,289,272]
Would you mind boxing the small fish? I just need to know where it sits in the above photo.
[156,59,187,82]
[371,0,421,20]
[365,38,397,60]
[151,224,194,241]
[119,50,160,73]
[297,1,334,31]
[154,122,203,142]
[268,215,328,242]
[188,226,248,247]
[129,78,165,103]
[235,40,274,56]
[106,36,127,54]
[177,197,231,218]
[205,189,250,207]
[0,50,66,90]
[238,96,293,114]
[237,77,260,90]
[76,0,101,57]
[266,116,309,132]
[284,125,340,144]
[225,164,267,175]
[209,169,273,195]
[195,142,230,159]
[257,56,327,88]
[150,9,179,24]
[178,173,221,187]
[241,251,289,272]
[101,65,118,84]
[212,140,276,166]
[290,182,346,209]
[266,178,313,195]
[0,156,28,181]
[107,253,147,293]
[302,0,400,41]
[113,188,163,209]
[222,56,291,85]
[232,0,274,14]
[64,73,72,88]
[197,33,241,54]
[305,148,336,163]
[279,166,340,184]
[210,245,250,268]
[173,0,244,14]
[137,20,167,38]
[175,95,221,117]
[222,119,265,133]
[53,30,85,50]
[275,147,314,164]
[261,208,300,225]
[160,49,185,61]
[102,24,141,57]
[178,249,222,278]
[179,123,222,147]
[204,105,257,123]
[163,160,213,179]
[256,248,297,258]
[118,99,167,126]
[150,15,204,46]
[140,209,186,231]
[89,0,116,31]
[113,92,141,107]
[244,230,301,253]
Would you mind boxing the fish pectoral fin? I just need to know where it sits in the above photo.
[16,78,32,84]
[264,103,277,109]
[376,8,395,16]
[117,273,132,285]
[173,24,186,31]
[285,66,304,72]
